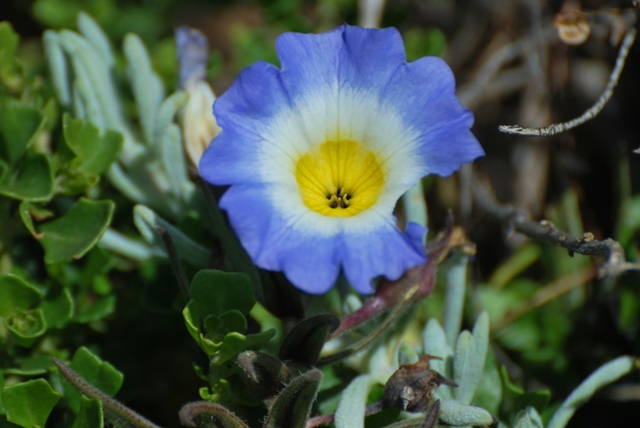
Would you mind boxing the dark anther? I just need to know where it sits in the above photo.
[330,201,338,209]
[339,199,348,209]
[382,355,457,413]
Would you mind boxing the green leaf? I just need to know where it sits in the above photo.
[62,114,123,175]
[190,270,256,318]
[63,347,124,413]
[73,294,115,323]
[279,314,340,366]
[0,97,45,165]
[0,370,5,414]
[40,283,74,328]
[18,202,53,238]
[0,152,54,202]
[4,356,55,376]
[72,396,103,428]
[0,275,41,317]
[0,22,19,65]
[501,366,550,414]
[5,308,47,347]
[264,369,322,428]
[216,329,276,365]
[39,198,115,264]
[1,379,62,428]
[219,310,248,334]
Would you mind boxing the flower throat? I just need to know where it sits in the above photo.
[295,139,385,218]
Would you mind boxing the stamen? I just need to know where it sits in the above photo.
[327,186,352,209]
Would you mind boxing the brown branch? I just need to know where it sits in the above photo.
[472,178,640,278]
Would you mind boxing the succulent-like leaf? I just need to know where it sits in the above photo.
[264,369,322,428]
[443,251,469,348]
[279,314,340,366]
[438,399,496,426]
[397,341,420,366]
[513,406,543,428]
[76,12,113,68]
[547,356,637,428]
[422,319,453,394]
[335,375,377,428]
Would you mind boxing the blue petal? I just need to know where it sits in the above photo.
[219,185,341,294]
[175,26,208,88]
[276,25,406,98]
[199,61,291,185]
[380,56,485,175]
[342,219,426,294]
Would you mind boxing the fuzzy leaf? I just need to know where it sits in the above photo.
[422,319,453,389]
[438,399,496,427]
[43,30,71,107]
[179,402,249,428]
[453,331,479,405]
[335,375,377,428]
[39,198,114,264]
[264,369,322,428]
[76,12,113,68]
[443,252,468,348]
[279,314,340,366]
[547,356,637,428]
[514,406,543,428]
[238,351,290,400]
[1,379,61,428]
[397,341,420,366]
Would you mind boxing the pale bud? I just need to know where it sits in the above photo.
[175,26,222,167]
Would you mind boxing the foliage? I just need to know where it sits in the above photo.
[2,1,640,428]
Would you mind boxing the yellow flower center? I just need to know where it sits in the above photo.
[295,140,385,217]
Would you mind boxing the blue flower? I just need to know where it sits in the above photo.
[199,25,484,294]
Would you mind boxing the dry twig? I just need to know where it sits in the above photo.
[472,178,640,278]
[499,27,636,136]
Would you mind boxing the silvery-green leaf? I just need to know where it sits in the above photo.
[43,30,70,107]
[439,399,496,427]
[401,182,427,244]
[158,124,188,201]
[123,33,164,147]
[547,356,637,428]
[453,331,478,405]
[133,204,209,267]
[474,360,502,416]
[106,163,149,204]
[77,12,114,68]
[72,84,86,120]
[334,375,377,428]
[423,319,453,400]
[59,30,122,131]
[99,228,163,261]
[514,406,543,428]
[154,91,188,143]
[443,251,468,348]
[472,312,490,374]
[72,59,105,128]
[397,341,419,366]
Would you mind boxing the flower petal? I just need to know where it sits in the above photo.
[342,218,426,294]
